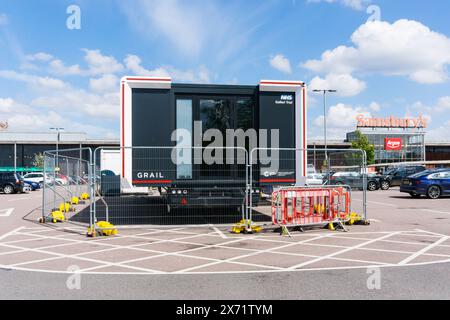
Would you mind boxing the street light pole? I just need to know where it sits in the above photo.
[312,89,336,178]
[50,127,64,169]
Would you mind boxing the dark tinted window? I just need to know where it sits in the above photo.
[0,144,14,167]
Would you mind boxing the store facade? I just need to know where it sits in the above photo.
[347,115,427,164]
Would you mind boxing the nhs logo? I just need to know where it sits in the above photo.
[275,94,294,105]
[280,95,293,101]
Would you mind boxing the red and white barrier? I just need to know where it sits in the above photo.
[271,186,351,227]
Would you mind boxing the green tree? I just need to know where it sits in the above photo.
[32,153,45,169]
[350,130,375,165]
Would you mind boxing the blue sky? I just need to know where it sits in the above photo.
[0,0,449,140]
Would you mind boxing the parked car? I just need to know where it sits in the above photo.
[23,180,41,191]
[400,169,450,199]
[0,172,24,194]
[46,173,69,186]
[380,166,426,190]
[22,172,48,187]
[306,173,324,185]
[327,171,381,191]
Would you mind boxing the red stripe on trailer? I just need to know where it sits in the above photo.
[121,82,125,178]
[133,180,173,184]
[302,87,306,177]
[260,81,304,86]
[125,77,171,82]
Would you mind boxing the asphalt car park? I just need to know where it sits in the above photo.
[0,187,449,299]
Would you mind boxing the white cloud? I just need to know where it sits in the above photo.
[435,96,450,112]
[89,74,119,93]
[48,59,82,76]
[270,54,292,74]
[0,70,69,90]
[426,121,450,142]
[309,73,366,96]
[302,19,450,84]
[368,102,381,112]
[119,0,273,63]
[408,96,450,115]
[0,13,9,26]
[31,90,120,119]
[25,52,53,62]
[124,55,170,77]
[82,49,124,75]
[0,97,14,112]
[313,103,372,139]
[121,0,206,57]
[124,54,211,83]
[307,0,370,10]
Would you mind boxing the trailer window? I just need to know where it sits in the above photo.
[200,99,232,177]
[176,99,193,179]
[236,97,254,130]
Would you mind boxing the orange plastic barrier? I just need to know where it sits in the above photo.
[271,186,350,226]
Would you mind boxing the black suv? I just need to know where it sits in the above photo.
[327,171,382,191]
[380,166,426,190]
[0,172,24,194]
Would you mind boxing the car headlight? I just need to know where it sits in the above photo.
[171,190,176,194]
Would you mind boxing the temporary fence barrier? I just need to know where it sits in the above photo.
[271,185,352,233]
[247,148,368,232]
[91,146,253,228]
[39,146,368,235]
[41,148,94,228]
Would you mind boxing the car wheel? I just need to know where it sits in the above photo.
[409,192,421,198]
[426,185,441,199]
[368,181,377,191]
[380,181,390,190]
[3,184,14,194]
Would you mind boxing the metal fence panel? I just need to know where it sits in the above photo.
[91,146,254,227]
[248,148,368,227]
[42,148,93,227]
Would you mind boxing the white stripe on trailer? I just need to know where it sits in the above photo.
[259,80,307,182]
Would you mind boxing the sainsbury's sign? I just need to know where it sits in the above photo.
[385,138,402,151]
[356,115,427,128]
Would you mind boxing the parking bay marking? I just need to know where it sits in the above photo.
[354,198,450,215]
[8,197,38,202]
[0,208,14,217]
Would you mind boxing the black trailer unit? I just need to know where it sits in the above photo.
[120,77,307,210]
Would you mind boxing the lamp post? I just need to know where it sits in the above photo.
[312,89,336,179]
[50,127,64,169]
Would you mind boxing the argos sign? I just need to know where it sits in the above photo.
[385,138,402,151]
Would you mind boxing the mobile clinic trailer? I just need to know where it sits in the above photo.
[120,77,307,211]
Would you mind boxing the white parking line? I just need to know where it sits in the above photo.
[420,209,450,216]
[353,198,397,207]
[0,208,14,217]
[399,236,450,265]
[175,233,333,273]
[0,227,24,241]
[8,197,35,202]
[210,225,228,239]
[288,231,401,270]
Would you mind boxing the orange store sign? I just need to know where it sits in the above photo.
[356,115,427,128]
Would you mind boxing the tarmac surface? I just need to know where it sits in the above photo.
[0,188,449,299]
